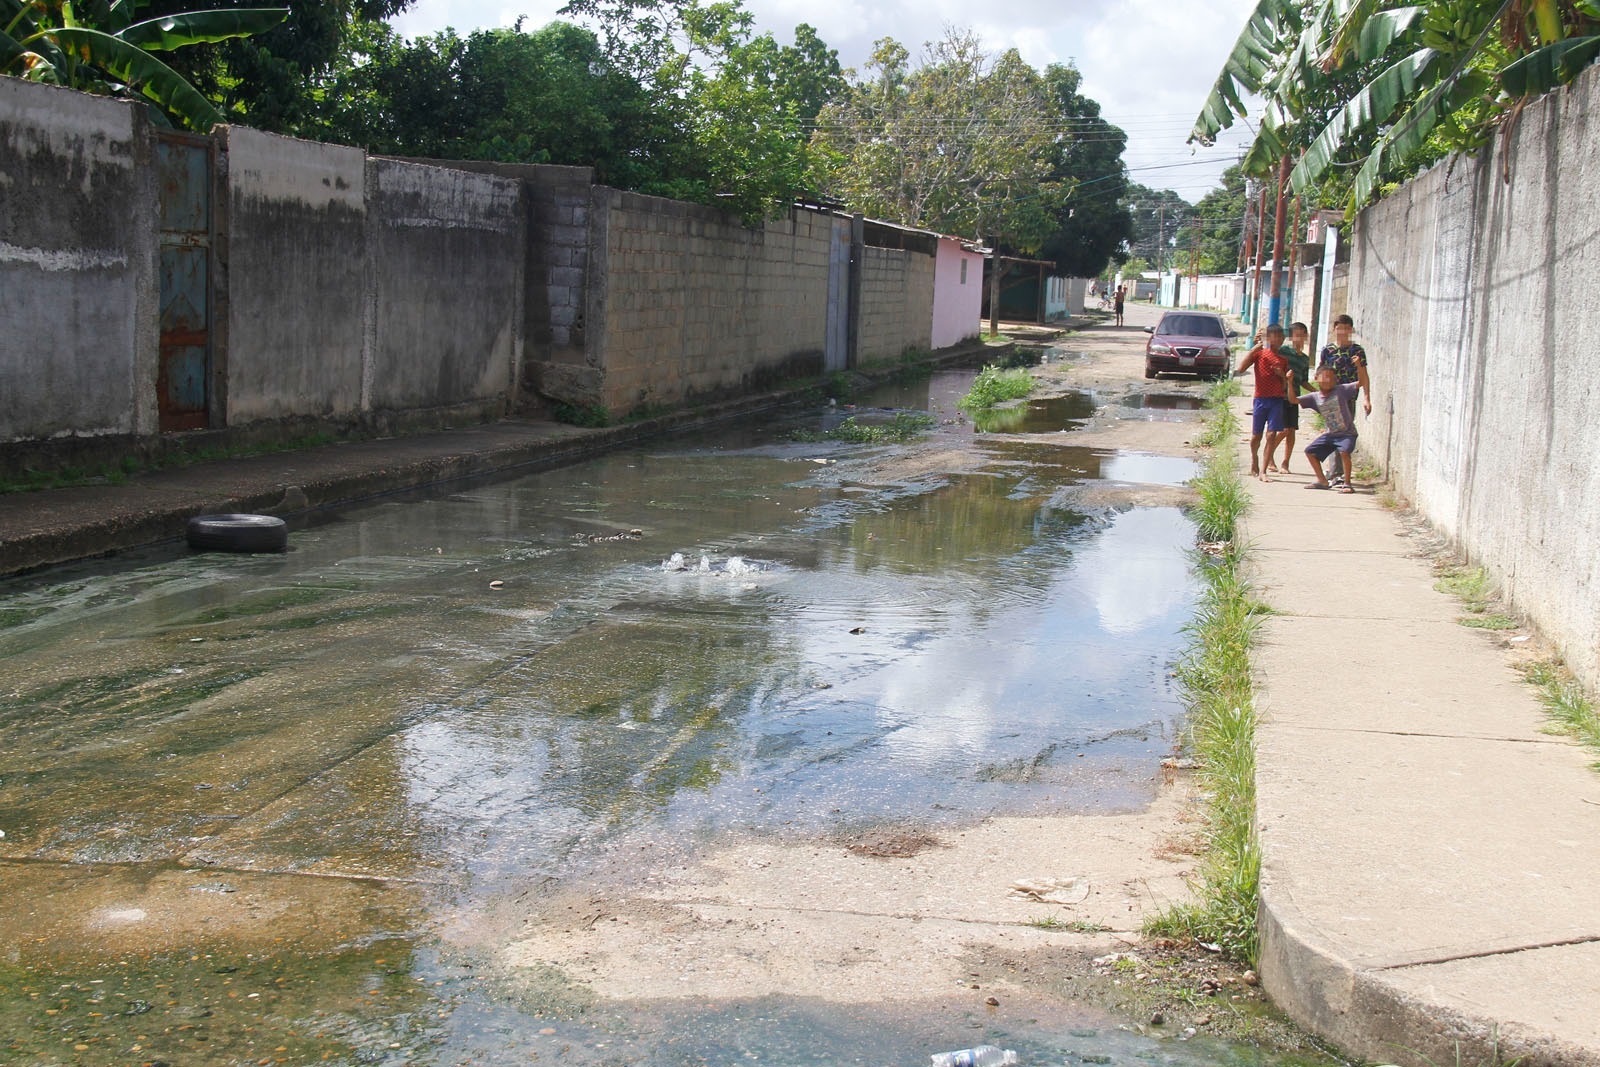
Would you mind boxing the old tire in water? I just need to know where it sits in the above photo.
[186,514,289,553]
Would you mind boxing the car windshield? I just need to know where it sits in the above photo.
[1156,314,1225,338]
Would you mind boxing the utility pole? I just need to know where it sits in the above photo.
[1267,153,1291,327]
[1249,184,1268,325]
[1156,202,1165,275]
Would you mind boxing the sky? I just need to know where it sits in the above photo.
[390,0,1261,205]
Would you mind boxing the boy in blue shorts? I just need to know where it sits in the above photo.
[1234,323,1291,482]
[1296,366,1362,493]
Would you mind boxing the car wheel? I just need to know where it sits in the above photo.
[186,514,289,553]
[1144,361,1158,380]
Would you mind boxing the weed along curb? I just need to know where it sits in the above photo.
[0,338,1010,577]
[1147,377,1263,962]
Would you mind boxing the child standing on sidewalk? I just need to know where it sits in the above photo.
[1276,321,1313,474]
[1235,323,1291,482]
[1296,366,1363,493]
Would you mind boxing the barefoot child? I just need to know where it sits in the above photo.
[1277,322,1312,474]
[1235,323,1291,481]
[1296,366,1362,493]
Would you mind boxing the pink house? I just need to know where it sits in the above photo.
[931,236,986,349]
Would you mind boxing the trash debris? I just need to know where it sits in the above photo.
[930,1045,1018,1067]
[1008,876,1090,905]
[489,580,505,589]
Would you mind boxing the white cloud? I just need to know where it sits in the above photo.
[389,0,1261,202]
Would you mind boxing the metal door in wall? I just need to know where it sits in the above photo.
[824,217,851,372]
[157,132,213,431]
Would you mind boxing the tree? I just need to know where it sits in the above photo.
[0,0,285,129]
[1174,165,1248,275]
[809,30,1065,252]
[1191,0,1600,209]
[1123,185,1191,272]
[1034,62,1134,277]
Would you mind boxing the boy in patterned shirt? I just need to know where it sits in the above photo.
[1297,366,1363,493]
[1317,314,1372,483]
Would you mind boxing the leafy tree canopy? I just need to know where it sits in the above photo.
[1033,62,1135,277]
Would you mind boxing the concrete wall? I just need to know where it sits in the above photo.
[222,127,367,423]
[931,238,982,348]
[857,245,935,360]
[586,192,833,413]
[1350,62,1600,691]
[0,80,158,441]
[365,158,523,413]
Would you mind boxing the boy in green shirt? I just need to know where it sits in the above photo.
[1273,321,1313,474]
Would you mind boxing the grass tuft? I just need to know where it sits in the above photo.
[958,365,1034,412]
[792,412,935,444]
[1524,662,1600,767]
[1435,564,1493,613]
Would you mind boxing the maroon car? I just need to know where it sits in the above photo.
[1143,311,1234,379]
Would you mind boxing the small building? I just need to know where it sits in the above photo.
[931,236,987,349]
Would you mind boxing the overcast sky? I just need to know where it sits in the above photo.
[391,0,1259,204]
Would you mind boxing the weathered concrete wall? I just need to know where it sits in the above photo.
[931,239,982,348]
[1350,62,1600,691]
[0,80,158,441]
[222,127,366,424]
[365,159,523,414]
[585,192,832,413]
[857,245,935,360]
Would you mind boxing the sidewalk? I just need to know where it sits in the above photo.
[1237,420,1600,1067]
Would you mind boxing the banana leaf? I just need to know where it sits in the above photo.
[1500,35,1600,95]
[1241,104,1292,175]
[1355,6,1424,63]
[45,26,220,128]
[1191,0,1297,143]
[1289,46,1440,193]
[119,7,285,51]
[1350,68,1490,204]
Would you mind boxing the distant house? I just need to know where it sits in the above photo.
[932,236,986,348]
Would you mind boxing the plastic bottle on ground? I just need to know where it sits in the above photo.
[929,1046,1019,1067]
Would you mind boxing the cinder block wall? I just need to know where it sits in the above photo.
[590,191,832,414]
[1351,62,1600,691]
[0,80,158,442]
[857,246,935,361]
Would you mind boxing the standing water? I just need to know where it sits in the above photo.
[0,366,1312,1065]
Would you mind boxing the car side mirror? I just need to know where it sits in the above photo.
[1142,326,1154,334]
[1227,329,1240,337]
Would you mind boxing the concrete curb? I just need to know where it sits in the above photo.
[0,339,1004,578]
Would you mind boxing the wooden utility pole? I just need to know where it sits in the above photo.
[1267,154,1291,327]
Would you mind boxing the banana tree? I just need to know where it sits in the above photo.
[1192,0,1600,209]
[1,0,286,130]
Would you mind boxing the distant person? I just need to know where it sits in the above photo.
[1275,321,1313,474]
[1234,322,1291,482]
[1316,314,1372,484]
[1296,366,1362,493]
[1114,286,1126,327]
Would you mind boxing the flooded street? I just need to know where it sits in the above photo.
[0,326,1326,1066]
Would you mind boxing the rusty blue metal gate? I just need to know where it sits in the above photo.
[157,132,213,431]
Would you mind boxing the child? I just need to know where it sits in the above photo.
[1316,314,1372,484]
[1234,323,1291,482]
[1297,366,1362,493]
[1276,322,1312,474]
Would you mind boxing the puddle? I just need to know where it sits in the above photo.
[0,376,1304,1065]
[1120,393,1207,422]
[973,391,1098,434]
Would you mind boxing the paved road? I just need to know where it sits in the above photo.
[1236,406,1600,1067]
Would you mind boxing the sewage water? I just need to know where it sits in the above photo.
[0,369,1306,1065]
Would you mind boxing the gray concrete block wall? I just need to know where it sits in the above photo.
[857,246,935,361]
[222,126,367,424]
[1351,62,1600,691]
[0,80,158,441]
[365,159,523,413]
[593,193,830,413]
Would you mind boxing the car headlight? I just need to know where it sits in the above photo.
[1150,343,1172,354]
[1204,345,1227,357]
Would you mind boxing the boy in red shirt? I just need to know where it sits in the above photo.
[1234,323,1292,482]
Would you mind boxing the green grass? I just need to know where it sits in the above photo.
[551,402,612,428]
[1524,662,1600,767]
[958,365,1034,412]
[1458,613,1518,631]
[1435,564,1493,613]
[1146,383,1261,965]
[792,412,935,444]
